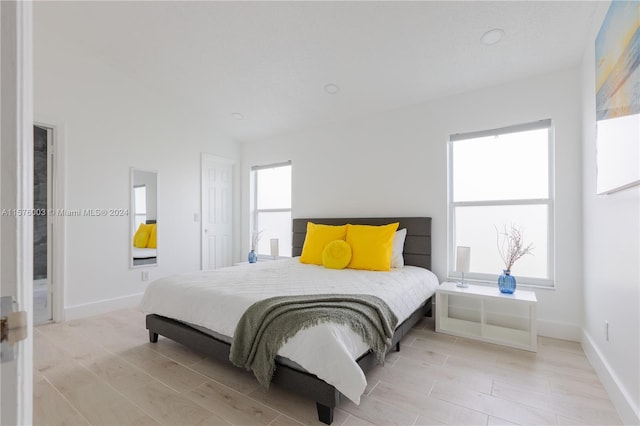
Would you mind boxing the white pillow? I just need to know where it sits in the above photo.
[391,228,407,269]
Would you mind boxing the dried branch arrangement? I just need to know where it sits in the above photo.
[495,224,534,271]
[251,230,263,251]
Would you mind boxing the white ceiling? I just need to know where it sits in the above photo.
[35,1,607,142]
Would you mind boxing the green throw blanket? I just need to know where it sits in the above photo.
[229,294,399,389]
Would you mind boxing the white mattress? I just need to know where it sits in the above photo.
[140,257,439,403]
[132,247,157,259]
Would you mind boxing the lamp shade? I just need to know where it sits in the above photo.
[455,246,470,273]
[270,238,279,257]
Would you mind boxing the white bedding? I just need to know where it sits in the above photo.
[140,257,439,403]
[132,247,157,259]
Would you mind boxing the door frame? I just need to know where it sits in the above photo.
[33,121,66,323]
[200,153,237,270]
[1,1,33,424]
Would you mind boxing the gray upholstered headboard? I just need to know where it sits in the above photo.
[292,217,432,270]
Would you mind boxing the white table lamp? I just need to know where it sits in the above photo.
[270,238,279,259]
[455,246,470,288]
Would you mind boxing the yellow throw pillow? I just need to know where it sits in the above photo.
[133,223,153,248]
[346,222,399,271]
[322,240,352,270]
[147,224,157,248]
[300,222,348,265]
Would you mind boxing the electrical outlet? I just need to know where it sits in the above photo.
[605,320,609,341]
[142,271,149,281]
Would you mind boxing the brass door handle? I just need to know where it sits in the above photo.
[1,296,28,363]
[1,311,27,344]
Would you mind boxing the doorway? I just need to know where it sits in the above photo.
[33,125,53,325]
[201,154,235,270]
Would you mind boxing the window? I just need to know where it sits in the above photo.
[448,119,554,286]
[251,161,292,257]
[133,185,147,230]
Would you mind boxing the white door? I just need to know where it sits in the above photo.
[1,1,34,424]
[201,154,234,270]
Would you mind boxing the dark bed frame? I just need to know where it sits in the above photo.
[146,217,432,424]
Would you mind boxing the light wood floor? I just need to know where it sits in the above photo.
[34,308,622,426]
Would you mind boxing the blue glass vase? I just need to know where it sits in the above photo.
[498,269,516,294]
[248,250,258,263]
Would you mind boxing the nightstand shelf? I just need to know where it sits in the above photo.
[436,281,537,352]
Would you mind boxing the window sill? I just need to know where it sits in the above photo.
[445,276,556,290]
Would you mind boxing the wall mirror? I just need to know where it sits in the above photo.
[130,168,158,268]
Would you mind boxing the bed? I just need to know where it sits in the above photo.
[142,217,434,424]
[133,220,157,266]
[132,247,157,264]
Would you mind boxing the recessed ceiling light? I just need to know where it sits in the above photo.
[324,83,340,94]
[481,28,505,46]
[231,112,244,120]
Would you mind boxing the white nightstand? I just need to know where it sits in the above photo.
[435,281,538,352]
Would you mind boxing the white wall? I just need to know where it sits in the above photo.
[242,68,584,340]
[580,3,640,424]
[34,19,241,319]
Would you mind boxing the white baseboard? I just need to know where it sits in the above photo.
[537,319,582,341]
[582,330,640,425]
[64,293,144,321]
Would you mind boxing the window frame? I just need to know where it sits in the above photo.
[133,184,147,229]
[447,119,555,288]
[251,161,292,258]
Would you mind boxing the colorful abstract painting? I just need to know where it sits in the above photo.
[595,1,640,120]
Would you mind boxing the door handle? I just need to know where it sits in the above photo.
[1,296,28,363]
[1,311,27,344]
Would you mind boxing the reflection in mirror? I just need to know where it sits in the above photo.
[131,168,158,268]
